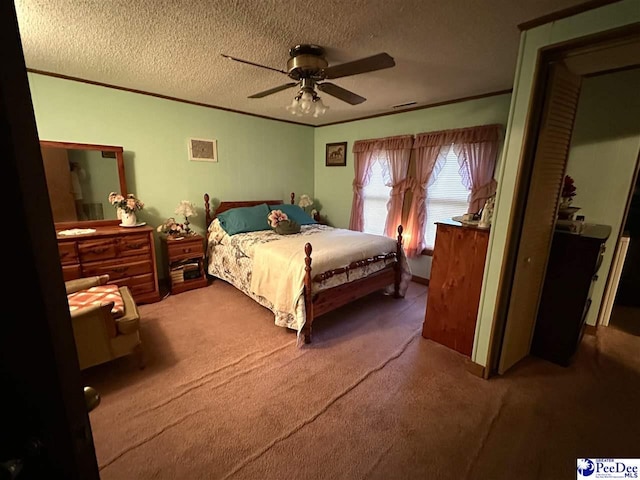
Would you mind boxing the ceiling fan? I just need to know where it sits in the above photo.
[221,44,395,115]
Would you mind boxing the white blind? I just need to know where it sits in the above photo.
[362,155,391,236]
[424,145,469,249]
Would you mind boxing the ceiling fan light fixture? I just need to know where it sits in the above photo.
[286,95,301,115]
[313,97,328,118]
[228,45,395,117]
[285,85,328,118]
[299,91,314,113]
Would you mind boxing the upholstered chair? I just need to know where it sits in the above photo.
[65,275,144,370]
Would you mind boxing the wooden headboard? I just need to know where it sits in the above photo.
[204,192,295,228]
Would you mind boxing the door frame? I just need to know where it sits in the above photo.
[597,151,640,326]
[486,23,640,376]
[1,1,100,477]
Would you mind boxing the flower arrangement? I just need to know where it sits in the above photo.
[561,175,577,200]
[559,175,577,209]
[156,217,187,237]
[109,192,144,214]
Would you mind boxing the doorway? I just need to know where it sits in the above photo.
[492,27,640,375]
[606,169,640,336]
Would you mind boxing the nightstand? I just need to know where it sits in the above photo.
[161,233,208,295]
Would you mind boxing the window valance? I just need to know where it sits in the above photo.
[413,124,502,148]
[352,135,414,153]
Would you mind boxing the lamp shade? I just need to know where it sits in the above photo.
[175,200,197,218]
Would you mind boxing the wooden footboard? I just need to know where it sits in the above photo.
[301,225,404,343]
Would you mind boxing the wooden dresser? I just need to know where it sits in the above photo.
[531,224,611,366]
[422,221,490,357]
[56,225,160,304]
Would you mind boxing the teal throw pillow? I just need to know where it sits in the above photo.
[270,204,317,225]
[217,203,271,235]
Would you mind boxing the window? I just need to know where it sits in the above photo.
[424,145,469,249]
[362,153,391,236]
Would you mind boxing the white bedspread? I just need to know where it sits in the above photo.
[206,220,412,343]
[250,228,399,313]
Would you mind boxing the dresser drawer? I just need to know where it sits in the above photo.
[56,225,160,304]
[82,255,152,280]
[77,238,118,262]
[118,234,151,257]
[58,242,79,265]
[116,273,156,296]
[62,264,81,281]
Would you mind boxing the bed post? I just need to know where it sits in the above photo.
[204,193,212,228]
[290,192,295,205]
[302,242,314,343]
[394,225,404,298]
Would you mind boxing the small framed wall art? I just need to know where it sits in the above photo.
[188,138,218,162]
[325,142,347,167]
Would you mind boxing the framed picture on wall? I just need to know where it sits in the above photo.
[326,142,347,167]
[188,138,218,162]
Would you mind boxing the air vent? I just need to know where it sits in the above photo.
[188,138,218,162]
[391,101,417,109]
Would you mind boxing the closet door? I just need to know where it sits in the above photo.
[498,62,582,374]
[41,146,76,222]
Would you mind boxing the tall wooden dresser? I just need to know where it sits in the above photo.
[422,221,490,356]
[531,224,611,366]
[57,225,160,304]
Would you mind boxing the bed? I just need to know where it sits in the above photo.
[204,193,412,344]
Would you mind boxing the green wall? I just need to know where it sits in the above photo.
[28,73,314,275]
[475,0,640,368]
[565,69,640,327]
[29,73,512,283]
[314,94,512,278]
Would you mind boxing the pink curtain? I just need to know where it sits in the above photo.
[452,124,502,213]
[349,136,413,233]
[404,136,449,257]
[348,140,378,231]
[403,124,502,256]
[382,136,413,238]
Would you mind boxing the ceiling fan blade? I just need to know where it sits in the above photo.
[317,83,366,105]
[248,82,298,98]
[221,54,288,75]
[323,53,395,79]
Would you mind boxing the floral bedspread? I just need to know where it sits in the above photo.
[206,219,412,343]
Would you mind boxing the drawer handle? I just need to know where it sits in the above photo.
[182,248,193,253]
[88,247,109,254]
[125,242,145,249]
[112,266,129,273]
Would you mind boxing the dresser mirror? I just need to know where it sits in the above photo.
[40,141,128,228]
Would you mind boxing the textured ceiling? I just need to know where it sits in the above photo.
[15,0,589,126]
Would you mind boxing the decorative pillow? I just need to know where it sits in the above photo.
[217,203,271,235]
[67,284,125,319]
[269,204,317,225]
[274,219,301,235]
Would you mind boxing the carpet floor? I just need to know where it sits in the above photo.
[82,280,640,480]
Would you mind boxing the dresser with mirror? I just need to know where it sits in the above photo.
[43,140,160,304]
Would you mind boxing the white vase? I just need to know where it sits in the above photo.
[121,211,137,226]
